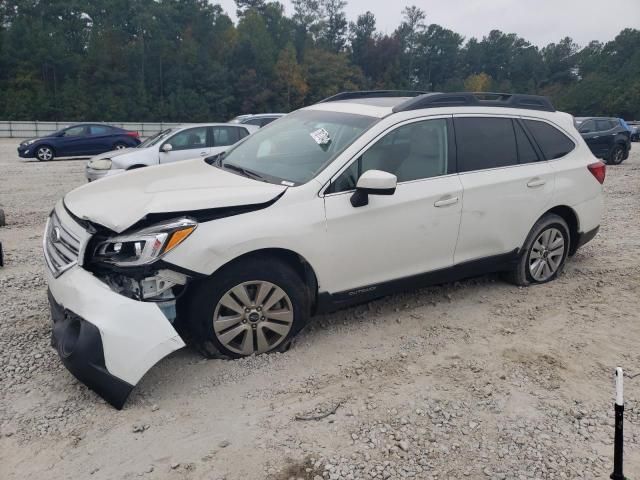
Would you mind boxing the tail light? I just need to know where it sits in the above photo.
[588,161,606,184]
[126,131,139,138]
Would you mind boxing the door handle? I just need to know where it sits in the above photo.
[527,178,546,188]
[199,151,208,156]
[593,135,599,139]
[434,196,459,207]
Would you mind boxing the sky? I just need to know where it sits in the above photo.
[214,0,640,48]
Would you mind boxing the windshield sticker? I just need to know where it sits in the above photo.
[281,180,295,186]
[310,128,331,146]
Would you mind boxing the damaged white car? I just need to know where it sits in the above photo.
[44,91,603,408]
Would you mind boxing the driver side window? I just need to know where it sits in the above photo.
[64,126,86,137]
[167,127,208,151]
[329,119,449,193]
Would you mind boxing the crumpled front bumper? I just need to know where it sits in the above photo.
[46,265,186,409]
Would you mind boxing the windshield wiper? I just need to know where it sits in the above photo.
[222,162,266,181]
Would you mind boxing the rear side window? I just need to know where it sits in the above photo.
[523,120,575,160]
[514,121,540,163]
[213,127,241,146]
[90,125,112,135]
[454,117,517,172]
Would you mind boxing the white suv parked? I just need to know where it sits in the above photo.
[44,91,605,408]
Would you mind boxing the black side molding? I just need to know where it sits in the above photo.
[316,249,520,313]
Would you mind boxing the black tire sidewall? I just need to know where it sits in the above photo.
[608,145,624,165]
[522,215,570,285]
[187,258,310,359]
[113,142,128,150]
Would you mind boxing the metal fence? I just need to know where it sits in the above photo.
[0,121,183,138]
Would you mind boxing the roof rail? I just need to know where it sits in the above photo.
[318,90,428,103]
[393,92,555,113]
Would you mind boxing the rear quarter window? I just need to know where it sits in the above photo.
[523,120,575,160]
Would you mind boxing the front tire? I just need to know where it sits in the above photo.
[36,145,54,161]
[113,142,128,150]
[187,257,310,359]
[607,144,625,165]
[505,214,570,286]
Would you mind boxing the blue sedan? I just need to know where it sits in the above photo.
[17,123,141,161]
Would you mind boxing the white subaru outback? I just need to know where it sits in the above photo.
[44,91,605,408]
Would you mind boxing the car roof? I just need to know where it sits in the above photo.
[246,113,285,118]
[306,91,560,119]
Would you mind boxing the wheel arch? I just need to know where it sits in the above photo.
[36,143,56,154]
[126,164,147,170]
[543,205,580,256]
[203,248,320,311]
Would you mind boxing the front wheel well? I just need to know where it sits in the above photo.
[203,248,319,311]
[544,206,579,255]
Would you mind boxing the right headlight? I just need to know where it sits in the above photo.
[88,158,112,170]
[92,218,197,267]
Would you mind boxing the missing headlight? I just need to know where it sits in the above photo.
[98,269,188,322]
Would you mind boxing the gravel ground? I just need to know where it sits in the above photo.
[0,140,639,480]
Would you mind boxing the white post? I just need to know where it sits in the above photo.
[615,367,624,406]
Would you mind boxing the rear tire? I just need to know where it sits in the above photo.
[36,145,55,161]
[607,144,625,165]
[186,257,310,359]
[505,214,570,286]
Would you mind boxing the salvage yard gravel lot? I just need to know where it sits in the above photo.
[1,138,639,480]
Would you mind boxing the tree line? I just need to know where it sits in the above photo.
[0,0,638,122]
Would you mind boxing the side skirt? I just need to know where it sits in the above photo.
[315,249,520,314]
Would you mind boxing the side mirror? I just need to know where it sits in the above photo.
[161,143,173,152]
[350,170,397,208]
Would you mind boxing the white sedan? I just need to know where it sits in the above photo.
[86,123,258,181]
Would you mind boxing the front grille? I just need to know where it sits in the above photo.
[44,212,82,277]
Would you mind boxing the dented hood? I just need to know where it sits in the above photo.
[64,159,287,233]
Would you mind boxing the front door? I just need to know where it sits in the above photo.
[323,117,463,295]
[159,126,211,164]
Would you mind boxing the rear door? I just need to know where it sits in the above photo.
[453,115,555,264]
[87,125,116,154]
[159,126,211,164]
[210,126,246,155]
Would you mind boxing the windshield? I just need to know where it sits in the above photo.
[138,128,176,148]
[218,109,378,185]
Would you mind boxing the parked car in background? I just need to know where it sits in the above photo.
[228,113,285,127]
[575,117,631,164]
[626,120,639,141]
[17,123,140,161]
[85,123,257,181]
[46,91,604,408]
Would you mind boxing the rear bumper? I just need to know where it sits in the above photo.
[45,264,186,409]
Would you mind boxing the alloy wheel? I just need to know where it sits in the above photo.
[37,147,53,161]
[528,227,565,282]
[212,280,294,355]
[614,147,624,163]
[115,144,127,150]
